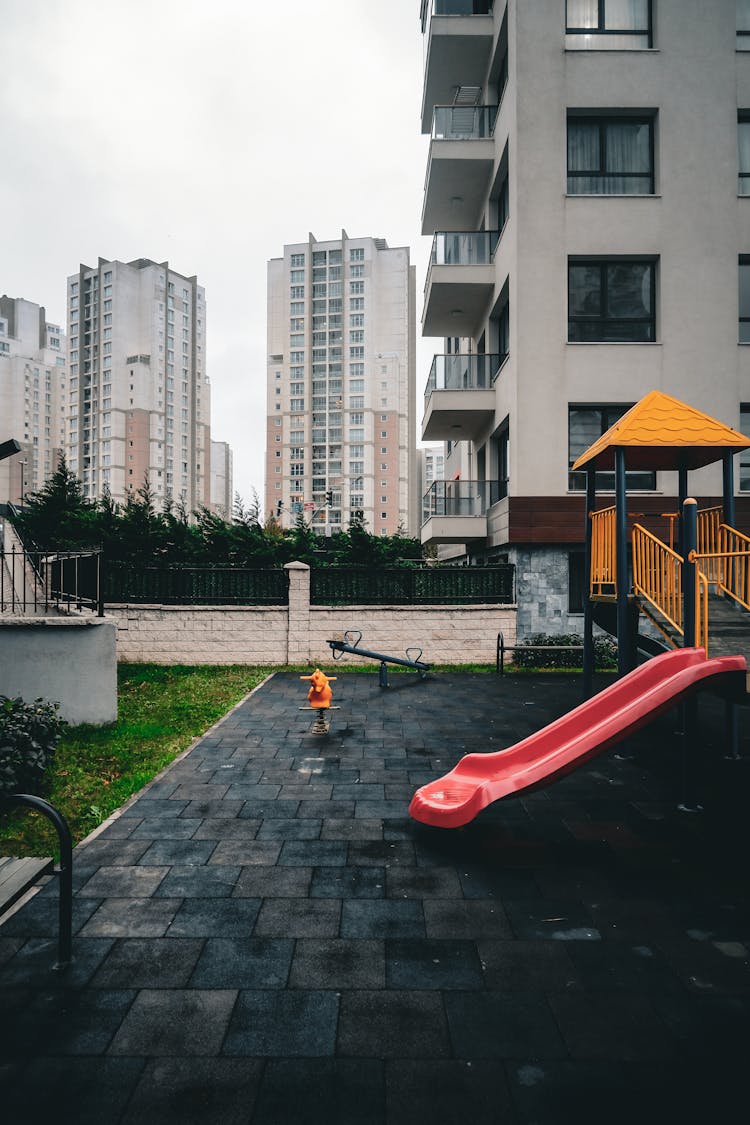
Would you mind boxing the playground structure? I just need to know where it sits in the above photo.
[299,668,337,735]
[327,630,431,688]
[409,647,746,827]
[410,392,750,826]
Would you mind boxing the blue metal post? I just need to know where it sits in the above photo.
[723,451,736,529]
[615,449,631,675]
[583,468,596,698]
[680,498,700,809]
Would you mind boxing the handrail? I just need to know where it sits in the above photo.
[632,524,708,654]
[589,506,616,597]
[691,522,750,613]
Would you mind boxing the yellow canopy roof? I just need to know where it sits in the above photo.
[572,390,750,472]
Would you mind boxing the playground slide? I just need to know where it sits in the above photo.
[408,648,746,829]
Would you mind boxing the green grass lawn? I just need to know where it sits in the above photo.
[0,664,274,856]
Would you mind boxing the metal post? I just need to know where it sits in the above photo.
[583,468,596,698]
[615,449,631,676]
[680,498,700,810]
[722,451,736,529]
[677,465,688,557]
[682,498,697,650]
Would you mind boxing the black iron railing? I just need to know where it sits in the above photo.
[0,546,103,616]
[310,565,514,606]
[104,565,289,606]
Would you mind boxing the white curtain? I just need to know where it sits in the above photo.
[567,0,598,27]
[605,0,648,30]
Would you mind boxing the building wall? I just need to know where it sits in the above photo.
[210,439,233,516]
[265,234,417,536]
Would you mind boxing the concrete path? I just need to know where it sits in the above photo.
[1,670,749,1123]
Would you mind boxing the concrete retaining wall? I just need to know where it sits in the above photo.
[0,616,118,724]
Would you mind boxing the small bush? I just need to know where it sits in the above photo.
[0,696,65,798]
[512,633,618,671]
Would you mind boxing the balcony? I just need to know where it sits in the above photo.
[421,353,500,441]
[421,478,505,545]
[420,2,496,133]
[422,106,497,233]
[422,231,498,338]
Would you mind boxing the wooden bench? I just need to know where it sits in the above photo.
[0,794,73,968]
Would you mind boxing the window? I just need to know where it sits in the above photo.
[740,114,750,195]
[566,0,652,48]
[740,258,750,341]
[739,0,750,48]
[567,114,654,194]
[568,404,655,490]
[568,259,655,341]
[350,247,364,261]
[291,253,305,267]
[741,406,750,489]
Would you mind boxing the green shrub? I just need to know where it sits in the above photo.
[0,696,65,798]
[512,633,617,671]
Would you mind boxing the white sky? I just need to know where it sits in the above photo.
[0,0,432,509]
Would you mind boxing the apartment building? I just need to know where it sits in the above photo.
[419,0,750,635]
[0,296,66,506]
[66,258,211,509]
[265,233,417,536]
[419,444,446,523]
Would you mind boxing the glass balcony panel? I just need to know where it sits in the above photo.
[425,354,501,396]
[432,105,498,140]
[422,478,506,521]
[421,0,493,30]
[431,231,500,266]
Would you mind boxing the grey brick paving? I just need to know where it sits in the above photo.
[1,670,749,1122]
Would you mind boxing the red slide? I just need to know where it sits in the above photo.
[409,648,746,828]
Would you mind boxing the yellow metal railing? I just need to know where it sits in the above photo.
[691,522,750,612]
[590,506,616,598]
[696,505,723,588]
[632,523,708,653]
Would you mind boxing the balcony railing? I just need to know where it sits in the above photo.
[432,104,497,140]
[430,230,500,267]
[423,478,506,522]
[425,353,503,397]
[421,0,493,32]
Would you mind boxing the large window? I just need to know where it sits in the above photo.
[566,0,652,48]
[568,259,656,342]
[739,0,750,49]
[740,114,750,195]
[740,258,750,342]
[569,404,655,490]
[568,114,654,194]
[740,405,750,489]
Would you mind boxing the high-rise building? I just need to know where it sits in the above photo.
[0,296,66,506]
[265,233,417,536]
[66,258,210,508]
[419,444,445,525]
[210,439,233,518]
[419,0,750,635]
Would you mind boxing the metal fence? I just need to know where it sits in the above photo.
[103,565,289,606]
[0,546,103,616]
[310,565,515,606]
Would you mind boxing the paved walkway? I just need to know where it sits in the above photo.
[1,670,749,1124]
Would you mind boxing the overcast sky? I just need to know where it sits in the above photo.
[1,0,431,508]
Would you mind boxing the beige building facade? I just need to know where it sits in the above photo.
[0,296,66,506]
[419,0,750,634]
[265,233,417,536]
[66,258,211,510]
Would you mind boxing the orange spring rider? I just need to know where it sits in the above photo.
[300,668,336,709]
